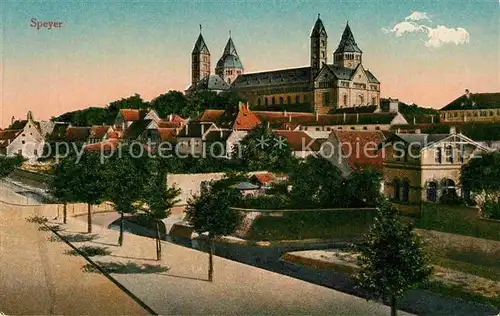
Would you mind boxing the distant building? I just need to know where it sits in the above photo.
[440,90,500,123]
[0,111,45,160]
[382,131,490,204]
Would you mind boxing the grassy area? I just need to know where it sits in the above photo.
[245,210,374,241]
[430,256,500,282]
[417,203,500,241]
[423,280,500,308]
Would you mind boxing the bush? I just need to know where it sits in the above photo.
[239,194,290,210]
[482,201,500,220]
[439,190,464,206]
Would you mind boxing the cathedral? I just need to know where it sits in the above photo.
[187,15,380,114]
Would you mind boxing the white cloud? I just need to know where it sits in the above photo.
[424,25,470,47]
[405,11,431,22]
[382,12,470,48]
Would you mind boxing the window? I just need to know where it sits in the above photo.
[316,127,320,131]
[445,145,454,163]
[435,147,442,163]
[287,96,291,104]
[358,95,364,105]
[372,97,376,105]
[265,98,268,106]
[427,182,437,202]
[393,179,401,201]
[279,97,284,105]
[257,98,261,106]
[295,95,300,104]
[304,95,308,103]
[323,92,330,106]
[272,97,275,105]
[402,180,410,203]
[343,95,348,106]
[22,140,25,144]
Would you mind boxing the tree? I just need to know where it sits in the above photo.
[0,155,24,179]
[461,151,500,219]
[150,90,193,118]
[105,144,154,245]
[355,200,433,316]
[342,169,383,207]
[72,151,107,233]
[145,171,180,260]
[239,124,295,171]
[288,155,344,208]
[185,177,243,281]
[51,156,78,224]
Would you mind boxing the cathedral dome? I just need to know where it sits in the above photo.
[216,54,243,69]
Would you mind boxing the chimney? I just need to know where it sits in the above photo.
[450,126,457,135]
[315,112,319,122]
[356,113,359,123]
[343,112,346,123]
[288,114,292,123]
[201,123,205,135]
[431,115,434,124]
[11,116,15,125]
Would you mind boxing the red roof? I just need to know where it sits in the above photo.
[158,120,181,128]
[233,105,262,130]
[253,173,277,185]
[65,126,91,141]
[119,109,141,121]
[169,114,186,124]
[90,125,112,139]
[274,130,322,151]
[158,128,177,142]
[199,110,225,122]
[331,130,386,170]
[83,138,120,152]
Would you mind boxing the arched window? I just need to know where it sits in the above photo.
[427,182,437,202]
[257,98,261,106]
[272,97,276,105]
[343,95,348,106]
[358,95,364,106]
[279,97,284,105]
[295,95,300,104]
[287,96,291,104]
[393,179,401,201]
[402,180,410,203]
[264,98,268,106]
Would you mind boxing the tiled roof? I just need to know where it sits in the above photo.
[119,109,149,122]
[232,105,262,130]
[252,173,277,185]
[198,110,225,122]
[232,66,311,88]
[440,92,500,111]
[47,123,70,141]
[328,105,378,114]
[83,138,120,152]
[365,70,380,84]
[326,65,355,80]
[187,75,230,91]
[334,23,362,54]
[203,129,232,142]
[274,130,322,151]
[39,121,55,136]
[169,115,186,124]
[216,37,243,69]
[8,120,28,130]
[332,130,386,170]
[90,125,112,139]
[157,128,178,142]
[158,120,181,128]
[65,126,91,142]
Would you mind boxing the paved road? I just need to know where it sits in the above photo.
[0,190,148,315]
[90,211,500,316]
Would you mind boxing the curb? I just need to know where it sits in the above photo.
[44,223,158,316]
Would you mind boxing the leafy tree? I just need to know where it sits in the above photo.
[355,200,433,316]
[0,155,24,179]
[72,151,107,233]
[185,177,243,281]
[52,107,109,126]
[342,169,382,207]
[239,124,295,171]
[105,144,154,245]
[461,151,500,219]
[150,90,193,118]
[288,155,343,208]
[51,156,79,224]
[145,171,180,260]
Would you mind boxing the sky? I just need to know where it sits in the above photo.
[1,0,499,127]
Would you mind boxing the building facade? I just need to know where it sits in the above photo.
[440,90,500,123]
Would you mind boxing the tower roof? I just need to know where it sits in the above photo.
[223,36,238,56]
[216,35,243,69]
[310,14,327,37]
[192,33,210,55]
[334,22,362,54]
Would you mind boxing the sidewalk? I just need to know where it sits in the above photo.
[0,205,148,315]
[52,214,412,315]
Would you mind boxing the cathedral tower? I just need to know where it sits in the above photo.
[333,22,362,69]
[216,32,244,85]
[310,14,328,79]
[191,25,211,86]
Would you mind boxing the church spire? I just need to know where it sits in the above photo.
[192,25,210,54]
[191,25,211,85]
[223,35,238,56]
[310,13,326,38]
[334,22,362,54]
